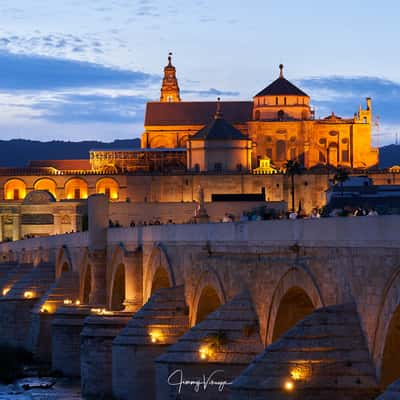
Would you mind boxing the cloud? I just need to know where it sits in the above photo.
[297,76,400,124]
[0,50,156,91]
[30,93,148,124]
[181,88,240,97]
[0,33,105,59]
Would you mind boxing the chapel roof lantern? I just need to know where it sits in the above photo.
[190,105,249,141]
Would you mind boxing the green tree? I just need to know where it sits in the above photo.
[285,160,302,212]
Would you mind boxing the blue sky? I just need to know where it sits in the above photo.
[0,0,399,144]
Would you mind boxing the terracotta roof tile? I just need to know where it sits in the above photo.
[144,101,253,126]
[255,77,308,97]
[28,159,91,170]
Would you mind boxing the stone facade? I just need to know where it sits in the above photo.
[0,202,400,398]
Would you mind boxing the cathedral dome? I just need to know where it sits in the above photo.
[254,64,308,98]
[252,65,311,121]
[23,190,56,204]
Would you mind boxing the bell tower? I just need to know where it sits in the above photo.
[160,52,181,102]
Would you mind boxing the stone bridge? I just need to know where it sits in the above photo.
[0,194,399,399]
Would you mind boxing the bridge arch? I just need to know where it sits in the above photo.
[81,263,92,304]
[144,244,175,302]
[78,249,92,304]
[190,269,227,326]
[108,245,127,311]
[55,246,73,278]
[373,267,400,388]
[110,263,125,311]
[265,266,324,345]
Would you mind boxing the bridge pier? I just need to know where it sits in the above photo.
[80,312,132,398]
[52,305,92,376]
[230,303,380,400]
[155,292,263,400]
[112,286,189,400]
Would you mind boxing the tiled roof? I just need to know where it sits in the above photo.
[28,159,91,170]
[144,101,253,126]
[255,77,308,97]
[190,116,249,141]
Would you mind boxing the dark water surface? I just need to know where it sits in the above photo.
[0,378,82,399]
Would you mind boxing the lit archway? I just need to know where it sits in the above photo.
[272,286,314,341]
[34,178,57,198]
[195,285,221,324]
[381,305,400,388]
[111,263,125,311]
[96,178,119,200]
[61,262,69,274]
[265,267,324,345]
[83,264,92,304]
[4,178,26,200]
[65,178,88,200]
[151,267,171,295]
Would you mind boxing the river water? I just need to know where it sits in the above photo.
[0,378,82,400]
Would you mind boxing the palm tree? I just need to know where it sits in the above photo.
[285,160,302,212]
[333,168,350,198]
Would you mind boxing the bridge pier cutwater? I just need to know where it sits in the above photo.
[1,195,400,398]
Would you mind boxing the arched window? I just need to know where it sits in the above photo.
[290,148,297,160]
[65,178,88,200]
[254,110,260,120]
[4,179,26,200]
[96,178,119,200]
[276,140,286,161]
[275,97,278,105]
[284,97,287,105]
[34,178,57,198]
[277,110,284,121]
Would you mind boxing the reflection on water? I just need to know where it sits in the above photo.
[0,378,82,399]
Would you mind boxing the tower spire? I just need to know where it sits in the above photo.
[160,52,181,102]
[279,64,284,78]
[214,97,223,119]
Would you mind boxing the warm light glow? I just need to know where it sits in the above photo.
[65,178,88,200]
[284,380,294,392]
[34,178,57,198]
[199,345,213,360]
[291,369,302,381]
[96,178,119,201]
[75,300,81,305]
[24,291,34,299]
[64,299,73,305]
[90,308,114,316]
[4,179,26,200]
[289,364,311,382]
[149,330,162,343]
[40,306,49,313]
[2,288,10,296]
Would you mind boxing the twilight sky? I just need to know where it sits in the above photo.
[0,0,399,145]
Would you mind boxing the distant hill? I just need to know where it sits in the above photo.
[0,139,141,167]
[379,144,400,169]
[0,139,399,169]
